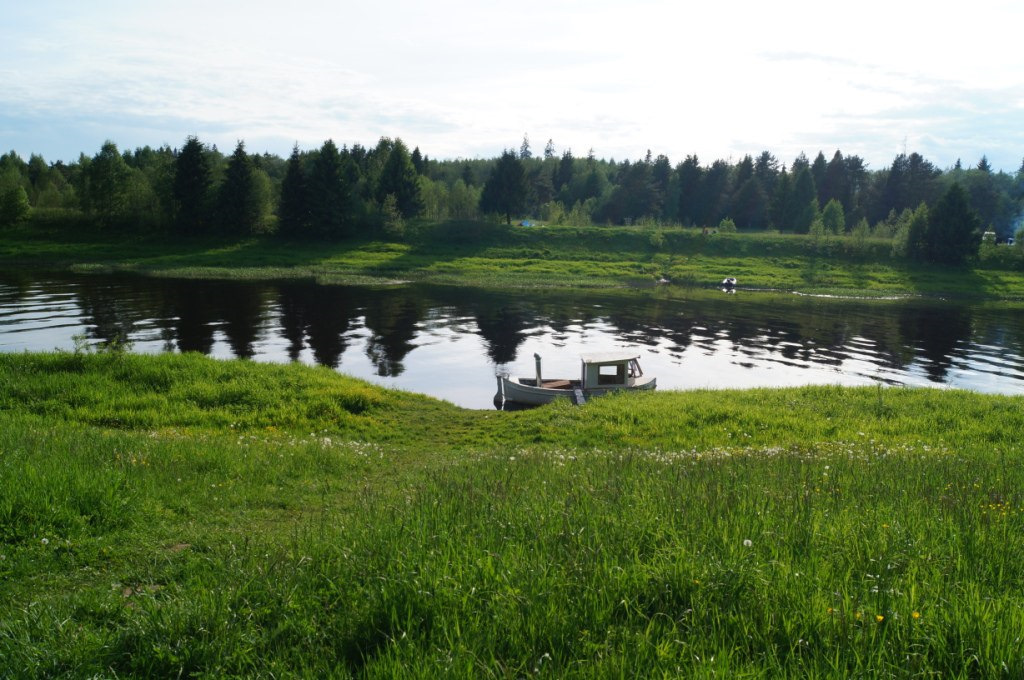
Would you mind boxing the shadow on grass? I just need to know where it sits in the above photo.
[900,261,997,299]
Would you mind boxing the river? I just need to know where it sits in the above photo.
[2,272,1023,408]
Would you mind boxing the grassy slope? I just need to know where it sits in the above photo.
[2,352,1024,677]
[3,220,1024,298]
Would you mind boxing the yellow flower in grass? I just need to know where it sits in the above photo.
[875,614,885,623]
[912,611,921,619]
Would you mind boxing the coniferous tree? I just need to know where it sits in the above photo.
[278,145,310,237]
[790,166,818,233]
[555,150,575,193]
[770,167,792,229]
[754,151,780,196]
[410,146,424,175]
[699,160,732,226]
[730,177,769,230]
[676,155,702,226]
[480,149,527,224]
[791,152,810,174]
[83,141,132,226]
[519,134,532,160]
[529,165,555,212]
[877,152,941,222]
[811,151,828,205]
[217,141,264,235]
[651,154,672,219]
[376,139,423,218]
[173,136,212,235]
[924,183,981,264]
[734,155,755,187]
[309,139,359,238]
[821,150,850,209]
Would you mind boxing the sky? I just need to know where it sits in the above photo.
[3,0,1024,172]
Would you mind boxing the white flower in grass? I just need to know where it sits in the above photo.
[742,539,752,547]
[41,538,49,546]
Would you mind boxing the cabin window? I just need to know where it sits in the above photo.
[597,363,626,385]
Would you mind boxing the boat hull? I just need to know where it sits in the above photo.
[498,375,656,406]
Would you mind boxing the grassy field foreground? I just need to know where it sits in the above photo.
[2,352,1024,677]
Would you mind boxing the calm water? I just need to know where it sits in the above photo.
[2,271,1023,408]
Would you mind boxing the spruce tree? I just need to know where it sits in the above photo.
[309,140,360,238]
[376,139,423,219]
[810,151,828,205]
[790,167,818,233]
[676,155,702,226]
[480,150,527,224]
[925,183,981,264]
[173,136,212,235]
[555,150,575,193]
[217,141,262,235]
[278,145,310,237]
[770,168,792,229]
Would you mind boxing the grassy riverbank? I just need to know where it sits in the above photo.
[3,219,1024,298]
[2,352,1023,676]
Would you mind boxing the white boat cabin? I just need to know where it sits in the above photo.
[579,352,644,388]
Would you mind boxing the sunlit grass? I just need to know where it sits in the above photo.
[2,353,1024,675]
[4,220,1024,298]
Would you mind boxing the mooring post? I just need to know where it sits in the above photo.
[534,353,542,386]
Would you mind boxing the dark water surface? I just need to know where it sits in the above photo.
[2,272,1023,408]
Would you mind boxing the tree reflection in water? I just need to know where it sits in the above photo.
[2,272,1023,404]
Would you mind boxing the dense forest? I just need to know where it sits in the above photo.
[2,134,1023,265]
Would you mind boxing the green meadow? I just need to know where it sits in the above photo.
[2,351,1023,677]
[3,220,1024,298]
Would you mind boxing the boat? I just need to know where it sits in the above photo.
[721,276,737,289]
[495,351,656,407]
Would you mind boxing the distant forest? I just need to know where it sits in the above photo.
[2,134,1022,257]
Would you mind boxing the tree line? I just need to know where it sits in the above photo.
[2,134,1023,265]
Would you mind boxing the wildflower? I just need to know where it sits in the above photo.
[875,614,884,622]
[41,538,49,546]
[912,611,921,619]
[743,539,752,547]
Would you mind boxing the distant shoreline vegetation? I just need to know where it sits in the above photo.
[2,135,1023,270]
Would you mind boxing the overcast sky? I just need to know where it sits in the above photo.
[3,0,1024,171]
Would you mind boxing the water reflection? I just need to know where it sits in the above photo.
[2,271,1024,407]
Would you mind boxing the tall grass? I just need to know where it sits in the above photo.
[2,353,1023,676]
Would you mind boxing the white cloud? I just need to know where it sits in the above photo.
[3,0,1024,170]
